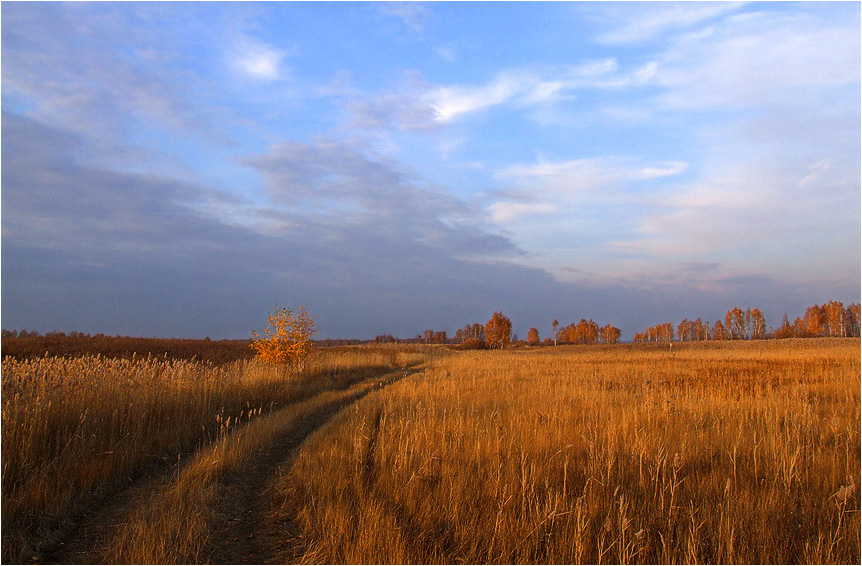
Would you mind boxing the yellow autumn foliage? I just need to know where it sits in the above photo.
[250,305,316,365]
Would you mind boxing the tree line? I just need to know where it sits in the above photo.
[416,312,621,349]
[634,301,860,343]
[5,300,857,356]
[552,319,621,345]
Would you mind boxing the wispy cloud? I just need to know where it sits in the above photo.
[377,2,429,32]
[228,35,288,81]
[1,3,230,148]
[623,158,860,262]
[631,161,689,180]
[496,156,689,199]
[428,62,614,123]
[345,83,440,132]
[654,10,860,110]
[591,2,745,44]
[435,45,457,62]
[337,56,664,134]
[242,138,516,257]
[546,3,861,285]
[430,71,531,122]
[485,155,694,285]
[489,202,556,223]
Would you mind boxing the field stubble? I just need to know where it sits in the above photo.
[275,339,860,564]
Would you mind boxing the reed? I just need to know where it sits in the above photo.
[105,374,393,564]
[1,347,396,563]
[275,339,860,564]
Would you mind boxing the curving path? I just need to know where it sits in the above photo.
[39,367,416,565]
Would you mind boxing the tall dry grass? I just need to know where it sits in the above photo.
[105,372,403,564]
[1,347,399,563]
[274,339,860,564]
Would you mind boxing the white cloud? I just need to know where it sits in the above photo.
[797,160,834,188]
[631,161,689,180]
[229,36,286,81]
[519,80,567,106]
[633,61,659,83]
[654,11,860,110]
[489,202,556,223]
[496,156,689,197]
[341,58,660,131]
[377,2,429,32]
[593,2,745,44]
[424,59,646,124]
[436,46,457,62]
[429,71,531,122]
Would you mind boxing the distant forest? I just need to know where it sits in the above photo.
[2,299,859,361]
[633,301,860,343]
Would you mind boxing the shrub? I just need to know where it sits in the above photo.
[250,305,316,365]
[459,338,487,350]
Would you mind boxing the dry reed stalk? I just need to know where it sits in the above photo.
[105,371,400,564]
[1,347,401,563]
[273,340,860,564]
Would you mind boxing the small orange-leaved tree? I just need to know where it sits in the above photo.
[485,311,512,350]
[251,304,316,365]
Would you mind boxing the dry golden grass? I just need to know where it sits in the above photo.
[1,347,400,563]
[274,339,860,564]
[105,370,407,564]
[3,340,858,564]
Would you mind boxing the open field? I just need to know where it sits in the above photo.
[0,333,256,365]
[2,339,859,564]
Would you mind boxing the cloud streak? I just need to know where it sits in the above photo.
[243,138,518,257]
[653,9,860,111]
[340,59,661,132]
[1,3,216,142]
[591,2,745,44]
[425,59,658,124]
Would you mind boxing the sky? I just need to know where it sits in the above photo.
[2,1,860,340]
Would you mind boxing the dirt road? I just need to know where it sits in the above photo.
[39,368,414,565]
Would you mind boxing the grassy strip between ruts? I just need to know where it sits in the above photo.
[102,368,412,564]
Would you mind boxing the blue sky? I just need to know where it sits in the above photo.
[2,2,859,340]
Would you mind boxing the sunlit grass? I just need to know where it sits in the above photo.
[1,347,398,563]
[275,339,860,564]
[3,340,857,564]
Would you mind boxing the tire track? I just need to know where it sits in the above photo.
[39,366,416,565]
[37,451,198,564]
[203,368,415,564]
